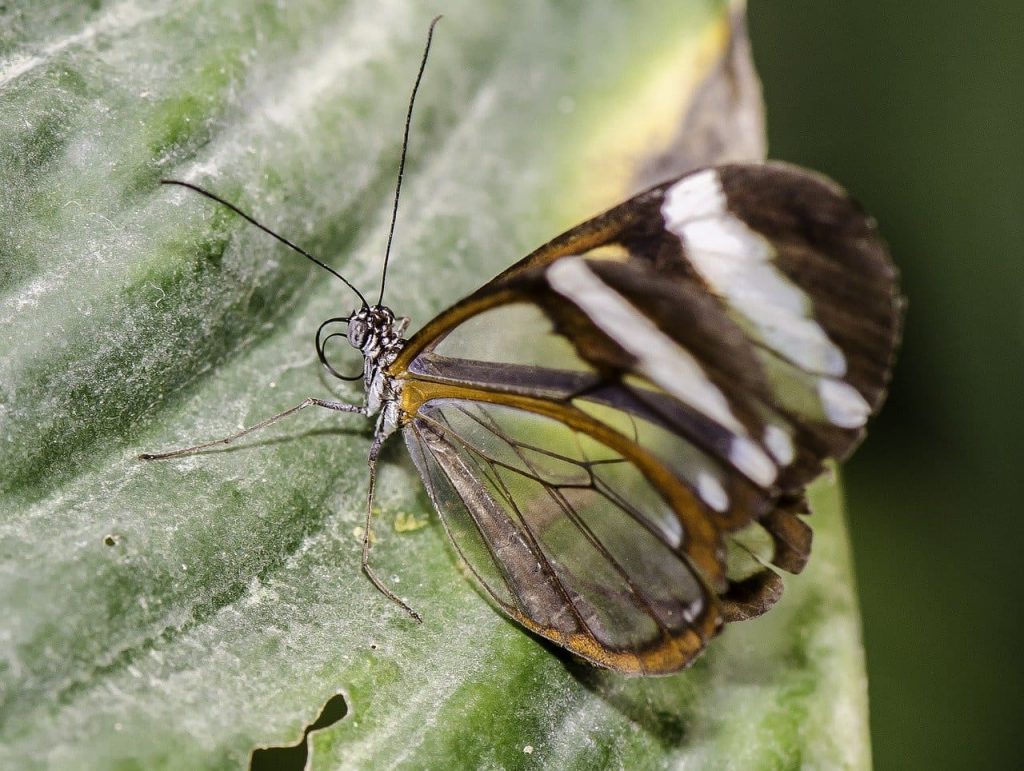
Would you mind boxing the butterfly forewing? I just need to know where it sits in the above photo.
[659,163,902,486]
[403,294,776,528]
[425,301,593,373]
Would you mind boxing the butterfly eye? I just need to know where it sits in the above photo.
[347,318,368,349]
[315,315,363,381]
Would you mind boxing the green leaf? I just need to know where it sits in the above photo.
[0,2,869,768]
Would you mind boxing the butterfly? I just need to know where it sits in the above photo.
[142,18,902,675]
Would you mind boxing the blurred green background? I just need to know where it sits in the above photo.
[749,3,1022,768]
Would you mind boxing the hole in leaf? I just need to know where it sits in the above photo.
[103,534,120,546]
[250,693,348,771]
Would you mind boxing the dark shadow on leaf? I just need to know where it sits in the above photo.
[557,646,697,749]
[142,425,368,458]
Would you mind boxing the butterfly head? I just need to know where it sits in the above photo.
[315,304,407,384]
[346,305,403,357]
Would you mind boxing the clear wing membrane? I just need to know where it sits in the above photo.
[407,302,775,530]
[404,399,722,674]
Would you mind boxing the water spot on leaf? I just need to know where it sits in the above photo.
[250,692,348,771]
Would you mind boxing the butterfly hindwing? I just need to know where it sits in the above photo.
[404,397,723,674]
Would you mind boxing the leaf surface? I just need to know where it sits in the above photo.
[0,2,869,768]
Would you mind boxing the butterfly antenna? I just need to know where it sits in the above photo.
[160,179,369,308]
[376,14,443,307]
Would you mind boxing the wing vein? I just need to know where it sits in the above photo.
[463,404,684,649]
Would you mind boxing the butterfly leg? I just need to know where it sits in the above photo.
[362,429,423,623]
[138,397,365,460]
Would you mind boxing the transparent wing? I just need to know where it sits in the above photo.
[404,398,724,674]
[391,162,900,659]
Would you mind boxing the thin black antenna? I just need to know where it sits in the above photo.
[160,179,369,308]
[377,14,443,306]
[315,315,363,381]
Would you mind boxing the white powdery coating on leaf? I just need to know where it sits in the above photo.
[662,173,847,378]
[262,11,393,128]
[0,1,158,87]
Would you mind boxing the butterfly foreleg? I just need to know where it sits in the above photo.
[138,397,367,461]
[361,413,423,623]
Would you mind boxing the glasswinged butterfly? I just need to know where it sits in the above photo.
[142,17,902,675]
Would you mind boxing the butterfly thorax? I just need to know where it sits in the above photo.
[345,304,409,437]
